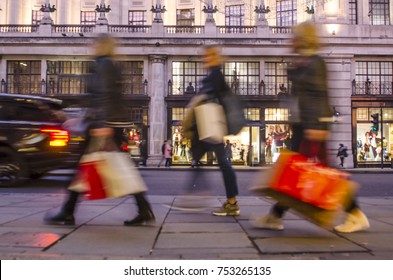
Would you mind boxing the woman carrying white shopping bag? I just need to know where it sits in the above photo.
[44,34,155,226]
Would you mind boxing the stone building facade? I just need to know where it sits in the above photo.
[1,0,393,168]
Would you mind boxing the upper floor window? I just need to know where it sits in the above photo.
[81,11,96,25]
[118,61,145,95]
[223,62,260,95]
[265,62,290,96]
[32,10,44,25]
[276,0,297,26]
[354,61,393,95]
[47,61,93,95]
[368,0,390,25]
[7,61,41,95]
[128,10,147,25]
[225,5,245,26]
[176,9,195,26]
[171,62,206,95]
[349,0,358,24]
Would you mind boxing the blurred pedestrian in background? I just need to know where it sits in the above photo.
[157,140,167,167]
[253,21,369,233]
[164,140,173,167]
[337,143,348,168]
[44,34,155,226]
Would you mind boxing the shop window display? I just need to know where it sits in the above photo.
[171,126,193,164]
[265,124,291,164]
[356,123,387,162]
[356,108,393,165]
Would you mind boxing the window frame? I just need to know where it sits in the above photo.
[276,0,297,27]
[6,61,42,95]
[225,5,245,26]
[368,0,390,25]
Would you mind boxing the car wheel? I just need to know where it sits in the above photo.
[0,147,27,187]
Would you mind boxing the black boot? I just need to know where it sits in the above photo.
[44,211,75,225]
[44,190,79,225]
[124,193,155,226]
[123,209,155,226]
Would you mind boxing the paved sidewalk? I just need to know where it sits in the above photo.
[1,192,393,260]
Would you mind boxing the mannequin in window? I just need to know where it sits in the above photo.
[173,128,181,156]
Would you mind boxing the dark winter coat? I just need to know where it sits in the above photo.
[87,56,125,129]
[288,55,332,131]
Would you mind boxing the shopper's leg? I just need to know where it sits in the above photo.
[211,143,240,216]
[187,140,209,193]
[213,143,238,199]
[271,203,289,218]
[124,192,155,226]
[334,198,369,233]
[44,190,79,225]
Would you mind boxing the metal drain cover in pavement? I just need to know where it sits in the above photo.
[0,232,62,248]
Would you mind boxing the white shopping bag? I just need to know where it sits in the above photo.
[95,151,148,197]
[194,102,227,144]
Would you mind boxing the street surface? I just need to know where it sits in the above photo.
[1,167,393,262]
[1,168,393,197]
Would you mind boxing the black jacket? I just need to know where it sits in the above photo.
[87,56,125,128]
[288,55,332,131]
[199,66,229,102]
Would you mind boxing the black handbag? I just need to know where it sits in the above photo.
[219,90,246,135]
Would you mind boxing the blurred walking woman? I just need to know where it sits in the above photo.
[44,34,155,226]
[253,22,369,233]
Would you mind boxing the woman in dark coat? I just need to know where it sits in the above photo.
[44,34,155,226]
[253,22,369,233]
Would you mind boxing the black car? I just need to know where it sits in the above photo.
[0,94,85,187]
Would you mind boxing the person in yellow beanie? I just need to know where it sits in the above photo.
[253,21,369,233]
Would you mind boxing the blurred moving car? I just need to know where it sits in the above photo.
[0,94,85,187]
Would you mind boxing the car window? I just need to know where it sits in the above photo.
[0,102,15,120]
[0,99,65,123]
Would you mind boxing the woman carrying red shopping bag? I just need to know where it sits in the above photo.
[253,22,369,233]
[44,35,155,226]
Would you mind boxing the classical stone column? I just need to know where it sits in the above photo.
[148,54,167,164]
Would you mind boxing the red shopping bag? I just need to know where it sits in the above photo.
[79,161,107,200]
[268,151,354,210]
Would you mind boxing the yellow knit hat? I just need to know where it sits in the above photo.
[292,21,320,55]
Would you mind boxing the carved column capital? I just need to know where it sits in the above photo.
[149,54,167,64]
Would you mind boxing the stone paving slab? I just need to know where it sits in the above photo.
[47,225,158,258]
[254,236,368,254]
[155,232,253,249]
[161,222,244,233]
